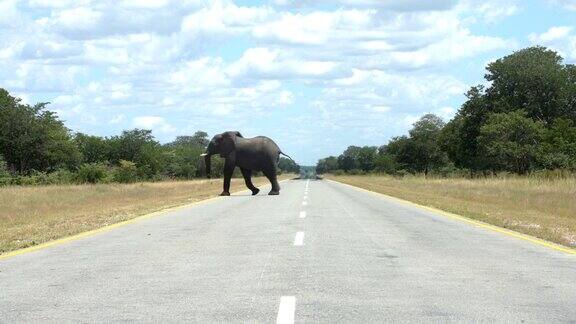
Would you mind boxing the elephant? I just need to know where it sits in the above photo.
[201,131,295,196]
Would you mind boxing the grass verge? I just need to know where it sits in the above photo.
[328,175,576,248]
[0,176,291,254]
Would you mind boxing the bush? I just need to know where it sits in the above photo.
[332,169,345,176]
[374,154,398,174]
[530,169,576,180]
[393,169,409,178]
[16,174,40,186]
[430,163,461,178]
[45,169,75,184]
[0,176,12,186]
[76,163,109,184]
[114,160,138,183]
[0,155,12,186]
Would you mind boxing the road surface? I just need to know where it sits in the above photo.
[1,179,575,322]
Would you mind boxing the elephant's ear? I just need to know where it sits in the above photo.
[220,132,237,157]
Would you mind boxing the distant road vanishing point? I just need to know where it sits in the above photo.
[1,179,575,322]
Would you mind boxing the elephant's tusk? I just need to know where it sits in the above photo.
[200,153,208,157]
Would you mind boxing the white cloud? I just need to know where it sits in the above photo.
[436,106,457,119]
[0,0,23,27]
[228,47,341,80]
[110,114,124,124]
[253,10,373,45]
[529,26,576,61]
[550,0,576,11]
[133,116,175,133]
[529,26,573,43]
[274,0,458,11]
[181,1,271,38]
[372,105,391,113]
[27,0,92,8]
[120,0,170,8]
[472,0,519,23]
[279,90,294,105]
[0,0,530,162]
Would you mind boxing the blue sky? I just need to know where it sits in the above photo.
[1,0,575,165]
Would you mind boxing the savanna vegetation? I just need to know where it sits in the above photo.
[0,88,299,187]
[330,175,576,247]
[0,176,291,254]
[318,46,576,248]
[317,47,576,177]
[0,87,298,254]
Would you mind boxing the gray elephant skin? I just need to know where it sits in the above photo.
[202,131,295,196]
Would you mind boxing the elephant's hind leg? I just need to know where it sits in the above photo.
[263,168,280,195]
[240,168,260,195]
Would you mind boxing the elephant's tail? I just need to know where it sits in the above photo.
[280,151,297,164]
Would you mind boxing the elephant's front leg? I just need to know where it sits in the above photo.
[221,159,235,196]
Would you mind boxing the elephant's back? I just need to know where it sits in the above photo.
[255,136,280,148]
[252,136,281,158]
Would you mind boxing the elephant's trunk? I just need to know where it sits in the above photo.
[203,153,212,178]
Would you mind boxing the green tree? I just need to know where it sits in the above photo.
[541,118,576,170]
[356,146,378,172]
[439,86,490,172]
[76,163,109,184]
[163,133,207,179]
[278,157,299,173]
[167,131,209,149]
[316,156,338,174]
[485,46,576,124]
[478,111,546,174]
[408,114,447,175]
[337,146,361,171]
[75,133,110,164]
[0,154,11,185]
[0,89,80,173]
[384,136,417,173]
[108,129,164,179]
[373,153,398,174]
[114,160,139,183]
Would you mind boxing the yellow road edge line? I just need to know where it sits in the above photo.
[328,179,576,255]
[0,179,292,261]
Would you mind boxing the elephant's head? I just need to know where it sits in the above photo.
[201,131,243,177]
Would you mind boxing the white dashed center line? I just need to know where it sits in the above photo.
[299,211,306,219]
[302,201,307,206]
[276,296,296,324]
[294,232,305,246]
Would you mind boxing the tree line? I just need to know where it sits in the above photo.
[316,46,576,177]
[0,89,299,185]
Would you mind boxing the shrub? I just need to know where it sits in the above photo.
[114,160,138,183]
[431,163,461,178]
[76,163,108,184]
[393,169,409,178]
[16,175,39,186]
[0,155,12,186]
[45,169,75,185]
[530,169,576,180]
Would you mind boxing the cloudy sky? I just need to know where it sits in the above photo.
[1,0,576,165]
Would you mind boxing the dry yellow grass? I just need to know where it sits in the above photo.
[0,176,292,254]
[328,175,576,247]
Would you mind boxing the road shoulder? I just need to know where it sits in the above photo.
[326,178,576,255]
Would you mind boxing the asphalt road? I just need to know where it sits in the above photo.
[1,179,575,323]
